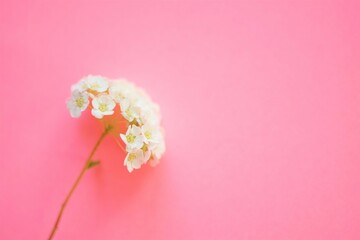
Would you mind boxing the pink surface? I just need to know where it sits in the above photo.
[1,1,359,239]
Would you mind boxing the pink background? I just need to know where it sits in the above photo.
[1,1,359,239]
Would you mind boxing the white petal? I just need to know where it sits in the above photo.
[70,107,82,118]
[71,89,81,97]
[108,100,116,109]
[79,96,90,111]
[120,134,127,144]
[85,75,109,92]
[119,98,130,111]
[97,82,109,92]
[126,125,132,135]
[127,164,133,172]
[143,150,151,163]
[102,110,114,116]
[71,80,88,92]
[132,159,142,169]
[122,112,134,122]
[132,125,142,135]
[100,94,113,103]
[133,140,144,150]
[91,109,103,119]
[126,142,142,152]
[66,99,75,109]
[92,98,100,108]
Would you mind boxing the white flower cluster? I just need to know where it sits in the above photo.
[67,75,165,172]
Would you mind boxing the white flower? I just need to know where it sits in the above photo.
[124,149,146,172]
[71,79,88,92]
[84,75,109,93]
[66,90,89,118]
[109,84,125,103]
[120,125,144,151]
[131,97,161,125]
[91,94,116,119]
[119,99,141,123]
[109,79,135,103]
[141,124,162,147]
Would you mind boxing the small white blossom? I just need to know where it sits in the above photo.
[124,149,146,172]
[119,99,141,123]
[120,125,144,151]
[141,124,162,147]
[84,75,109,93]
[71,79,88,92]
[134,98,161,125]
[91,94,116,119]
[66,90,89,118]
[109,80,134,103]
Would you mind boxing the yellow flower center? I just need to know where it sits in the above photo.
[144,131,152,139]
[126,134,136,143]
[125,108,133,117]
[90,83,100,90]
[99,103,108,112]
[75,97,85,108]
[115,93,123,100]
[141,144,148,152]
[128,153,136,162]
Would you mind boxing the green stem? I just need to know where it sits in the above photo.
[48,126,111,240]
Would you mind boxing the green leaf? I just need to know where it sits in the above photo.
[87,160,100,169]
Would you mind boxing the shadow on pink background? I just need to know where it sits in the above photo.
[0,1,359,239]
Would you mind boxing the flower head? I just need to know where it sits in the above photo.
[71,79,88,93]
[141,123,162,147]
[66,90,89,118]
[84,75,109,93]
[91,94,116,119]
[124,149,146,172]
[109,79,135,103]
[120,125,144,151]
[119,99,141,123]
[67,75,165,172]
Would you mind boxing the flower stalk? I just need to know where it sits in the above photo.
[48,125,112,240]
